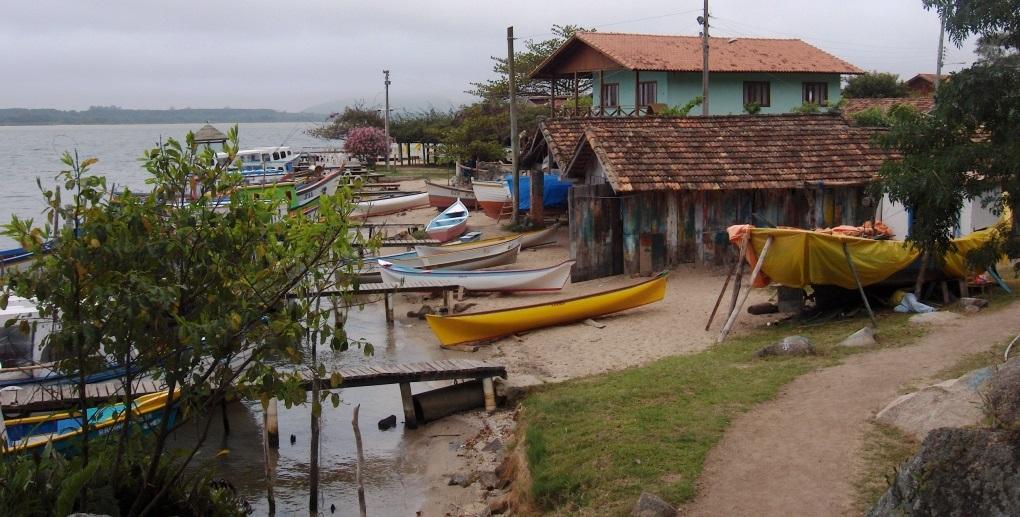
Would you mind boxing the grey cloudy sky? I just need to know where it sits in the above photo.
[2,1,976,113]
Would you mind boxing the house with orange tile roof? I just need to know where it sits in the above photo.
[905,73,948,97]
[530,32,863,116]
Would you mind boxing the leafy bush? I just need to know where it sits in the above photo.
[843,72,909,98]
[743,102,762,115]
[344,126,391,166]
[658,96,703,117]
[790,102,822,114]
[850,107,892,127]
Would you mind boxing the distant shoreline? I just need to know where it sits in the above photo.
[0,107,327,126]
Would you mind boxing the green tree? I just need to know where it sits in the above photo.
[307,101,384,140]
[842,72,909,98]
[2,127,376,515]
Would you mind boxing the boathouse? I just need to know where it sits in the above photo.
[525,114,895,281]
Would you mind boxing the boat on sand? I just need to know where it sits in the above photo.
[351,192,429,218]
[425,199,469,242]
[425,180,479,209]
[425,272,668,347]
[471,180,512,219]
[414,222,560,257]
[379,260,574,292]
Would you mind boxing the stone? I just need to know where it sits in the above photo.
[747,302,779,315]
[377,414,397,431]
[448,473,471,487]
[482,439,503,452]
[476,470,501,490]
[959,297,989,310]
[487,495,510,515]
[453,302,477,314]
[987,357,1020,427]
[964,304,982,314]
[867,428,1020,517]
[631,491,677,517]
[406,304,435,320]
[754,336,815,358]
[461,502,491,517]
[876,366,993,440]
[840,326,878,348]
[908,311,962,326]
[495,456,516,488]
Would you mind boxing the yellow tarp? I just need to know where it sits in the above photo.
[731,226,999,290]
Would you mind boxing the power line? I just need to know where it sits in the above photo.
[517,7,704,40]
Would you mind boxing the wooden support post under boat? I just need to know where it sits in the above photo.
[718,236,774,343]
[941,281,951,305]
[842,242,878,328]
[727,243,748,320]
[706,236,748,331]
[266,397,280,448]
[384,292,394,323]
[959,279,969,298]
[443,289,453,312]
[399,382,417,429]
[482,377,496,413]
[457,286,465,302]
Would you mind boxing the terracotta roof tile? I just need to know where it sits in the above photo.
[564,32,862,74]
[551,114,894,192]
[842,97,934,117]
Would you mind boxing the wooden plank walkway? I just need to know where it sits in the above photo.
[378,239,441,247]
[0,360,506,413]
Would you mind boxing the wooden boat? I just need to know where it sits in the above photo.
[425,272,668,347]
[3,390,178,454]
[351,192,429,218]
[425,179,479,209]
[471,180,512,219]
[425,199,469,242]
[414,222,561,257]
[0,361,130,388]
[379,260,574,292]
[359,238,522,282]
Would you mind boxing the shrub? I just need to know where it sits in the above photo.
[343,126,391,166]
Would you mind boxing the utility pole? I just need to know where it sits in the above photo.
[508,26,520,225]
[383,70,391,171]
[700,0,710,116]
[934,16,945,93]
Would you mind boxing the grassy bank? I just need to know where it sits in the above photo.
[518,313,926,515]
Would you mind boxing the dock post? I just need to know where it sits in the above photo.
[384,292,394,323]
[266,398,280,448]
[399,382,418,429]
[443,289,452,312]
[482,377,496,413]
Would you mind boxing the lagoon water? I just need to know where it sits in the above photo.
[1,122,455,514]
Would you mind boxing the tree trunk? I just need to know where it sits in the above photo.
[914,250,929,297]
[263,398,277,516]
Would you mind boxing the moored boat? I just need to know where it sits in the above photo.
[220,147,302,185]
[471,180,512,219]
[425,272,668,347]
[379,260,574,292]
[359,237,522,282]
[425,179,479,209]
[425,199,469,242]
[351,192,429,218]
[414,222,561,257]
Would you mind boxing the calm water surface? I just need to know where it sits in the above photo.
[1,123,452,515]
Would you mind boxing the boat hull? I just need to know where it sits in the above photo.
[426,273,667,347]
[425,199,469,242]
[414,222,561,257]
[472,180,512,219]
[425,180,479,209]
[380,260,574,292]
[351,192,429,218]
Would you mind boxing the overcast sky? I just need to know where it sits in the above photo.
[2,1,976,113]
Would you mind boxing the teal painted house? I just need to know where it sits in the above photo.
[531,32,863,115]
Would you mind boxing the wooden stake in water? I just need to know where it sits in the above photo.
[353,404,368,517]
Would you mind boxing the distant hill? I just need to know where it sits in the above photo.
[0,106,328,126]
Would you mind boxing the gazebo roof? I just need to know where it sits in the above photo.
[194,123,228,143]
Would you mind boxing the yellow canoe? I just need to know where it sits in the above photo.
[426,272,668,347]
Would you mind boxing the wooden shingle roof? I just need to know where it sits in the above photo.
[561,114,895,192]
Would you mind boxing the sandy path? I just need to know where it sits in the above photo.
[682,301,1020,517]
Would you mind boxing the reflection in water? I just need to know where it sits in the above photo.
[172,300,459,515]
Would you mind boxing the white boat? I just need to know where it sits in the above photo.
[425,179,479,209]
[414,222,561,257]
[218,147,302,185]
[425,199,469,242]
[351,192,429,218]
[471,180,513,219]
[379,260,574,292]
[387,237,520,270]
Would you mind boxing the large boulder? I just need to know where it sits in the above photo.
[755,336,815,358]
[631,491,676,517]
[987,357,1020,428]
[876,366,993,440]
[868,427,1020,516]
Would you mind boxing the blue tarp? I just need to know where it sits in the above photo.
[505,173,571,210]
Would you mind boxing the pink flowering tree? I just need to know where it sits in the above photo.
[343,126,390,167]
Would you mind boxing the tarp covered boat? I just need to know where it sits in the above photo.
[379,260,574,292]
[425,199,469,242]
[425,272,667,347]
[728,224,999,289]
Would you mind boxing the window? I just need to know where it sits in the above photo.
[743,81,771,107]
[601,83,619,107]
[802,82,828,105]
[272,152,280,160]
[638,81,657,106]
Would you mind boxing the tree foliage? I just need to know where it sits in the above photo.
[307,101,384,140]
[389,108,454,144]
[843,72,909,98]
[343,126,391,165]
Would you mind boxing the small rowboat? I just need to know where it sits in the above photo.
[379,260,574,292]
[359,237,522,282]
[425,199,469,242]
[472,180,512,219]
[425,179,479,209]
[425,272,668,347]
[3,390,178,454]
[415,222,561,257]
[351,192,429,218]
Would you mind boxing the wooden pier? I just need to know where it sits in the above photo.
[0,360,507,426]
[295,279,463,322]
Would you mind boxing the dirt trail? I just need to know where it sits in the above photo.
[682,302,1020,517]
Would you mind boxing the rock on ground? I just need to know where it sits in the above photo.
[908,311,962,326]
[755,336,815,357]
[840,326,878,348]
[868,427,1020,516]
[632,491,677,517]
[987,357,1020,427]
[876,366,993,440]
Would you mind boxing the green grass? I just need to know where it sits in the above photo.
[382,166,454,179]
[519,312,925,515]
[851,422,919,515]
